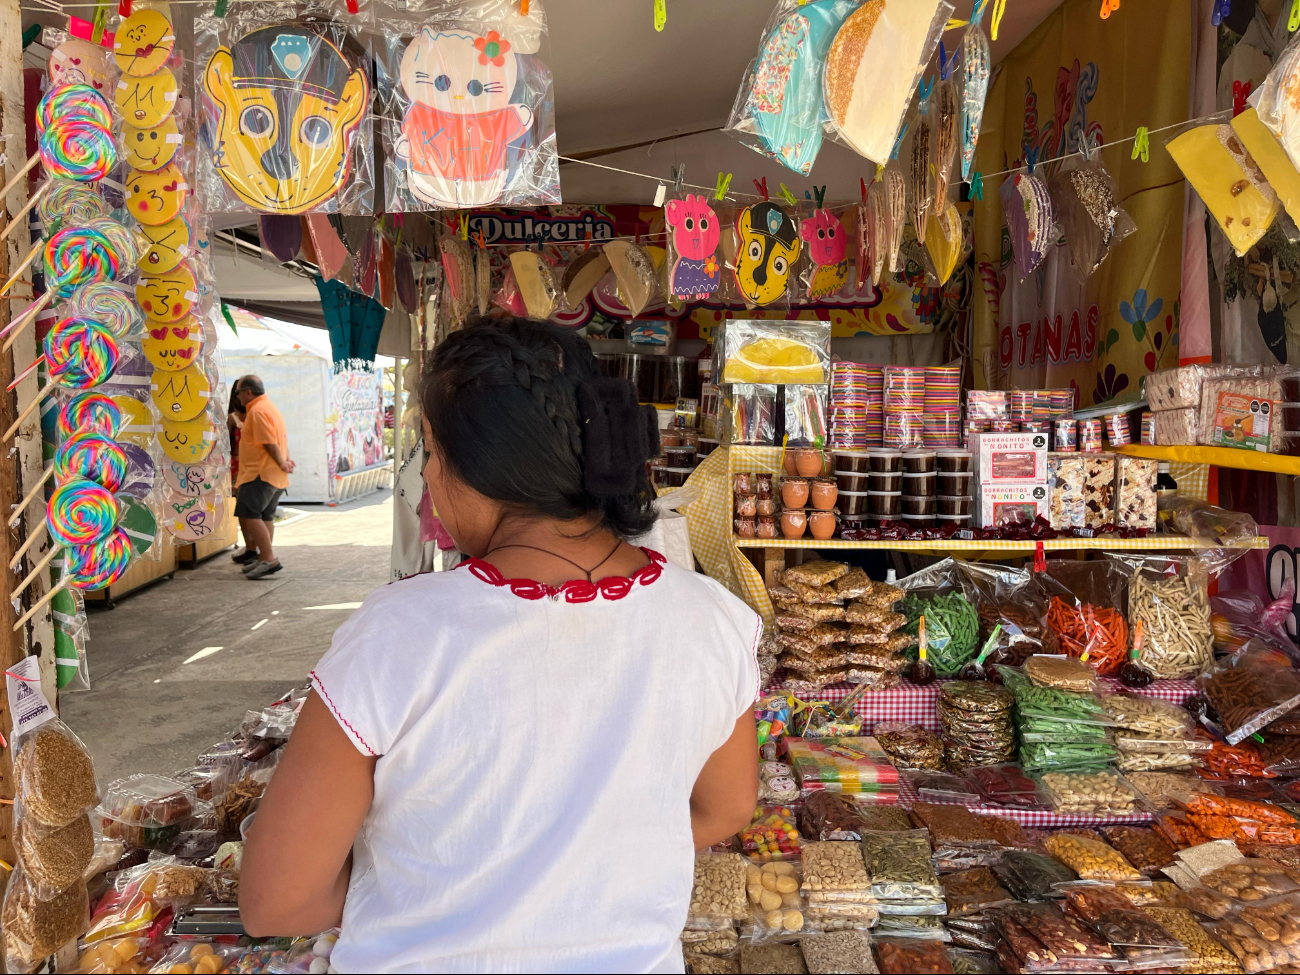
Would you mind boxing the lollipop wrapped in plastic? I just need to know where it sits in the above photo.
[65,528,132,590]
[960,22,990,181]
[68,282,144,340]
[45,317,120,389]
[37,180,106,228]
[1048,156,1136,279]
[46,478,119,547]
[54,432,128,492]
[1000,169,1057,279]
[57,392,121,439]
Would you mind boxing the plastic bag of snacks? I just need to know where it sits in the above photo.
[147,941,244,974]
[1037,559,1129,677]
[1099,826,1176,878]
[1212,582,1299,663]
[742,804,802,861]
[722,319,830,385]
[690,853,752,920]
[899,584,980,678]
[874,938,955,974]
[860,829,943,903]
[1060,884,1191,969]
[739,942,807,974]
[1208,891,1300,972]
[1043,833,1142,881]
[999,170,1057,280]
[1108,553,1214,680]
[743,859,808,942]
[1038,769,1140,818]
[798,791,870,842]
[993,849,1078,901]
[1199,641,1300,745]
[1047,154,1136,280]
[3,862,88,970]
[798,930,877,974]
[872,723,944,771]
[962,562,1052,669]
[991,902,1118,971]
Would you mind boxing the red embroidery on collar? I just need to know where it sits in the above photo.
[461,548,665,602]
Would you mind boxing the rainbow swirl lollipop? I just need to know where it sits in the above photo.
[40,117,116,183]
[54,431,127,492]
[45,316,119,389]
[37,180,106,227]
[65,528,132,590]
[35,84,113,135]
[46,477,118,547]
[43,225,121,297]
[87,217,139,271]
[68,283,143,340]
[57,392,122,439]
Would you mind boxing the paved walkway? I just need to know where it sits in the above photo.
[61,490,394,784]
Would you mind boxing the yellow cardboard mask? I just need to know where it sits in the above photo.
[115,68,177,128]
[151,363,211,421]
[124,116,181,172]
[733,202,801,306]
[114,9,175,77]
[159,415,216,463]
[204,26,369,214]
[143,316,203,371]
[137,264,197,323]
[126,163,187,226]
[138,218,191,274]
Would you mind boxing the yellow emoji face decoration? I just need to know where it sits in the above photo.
[143,317,203,371]
[115,68,177,129]
[138,219,190,273]
[137,264,196,323]
[126,163,187,226]
[113,9,175,77]
[733,202,801,307]
[123,116,181,171]
[113,394,155,446]
[158,415,216,463]
[151,363,211,421]
[204,26,369,214]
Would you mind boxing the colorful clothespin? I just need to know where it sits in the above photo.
[813,186,826,209]
[1233,80,1252,117]
[715,172,733,201]
[672,165,685,196]
[1212,0,1230,26]
[890,123,908,160]
[860,178,868,204]
[939,41,958,80]
[345,0,359,13]
[753,177,769,201]
[653,0,666,30]
[944,18,970,31]
[777,183,798,207]
[971,0,989,24]
[804,189,812,201]
[918,76,934,105]
[1131,126,1149,163]
[991,0,1007,40]
[458,212,469,240]
[91,0,108,42]
[1025,146,1039,175]
[118,0,132,17]
[1100,0,1119,18]
[875,162,885,182]
[1290,0,1299,31]
[521,0,530,14]
[971,172,984,201]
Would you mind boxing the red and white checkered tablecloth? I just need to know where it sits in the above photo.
[768,677,1197,732]
[894,778,1154,829]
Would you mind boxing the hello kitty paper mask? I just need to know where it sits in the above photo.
[665,194,721,302]
[203,25,369,214]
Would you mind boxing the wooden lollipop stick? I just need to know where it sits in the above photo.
[0,240,41,299]
[8,520,46,572]
[11,543,59,599]
[3,383,53,441]
[7,465,52,529]
[0,182,52,244]
[1,292,53,353]
[13,579,65,633]
[0,155,41,206]
[7,355,41,392]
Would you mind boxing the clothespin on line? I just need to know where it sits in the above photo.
[653,0,666,31]
[753,177,769,201]
[1290,0,1299,31]
[715,172,732,201]
[813,186,826,209]
[1100,0,1120,18]
[971,172,984,201]
[777,183,798,207]
[860,178,868,204]
[458,212,469,240]
[1131,126,1149,163]
[991,0,1008,40]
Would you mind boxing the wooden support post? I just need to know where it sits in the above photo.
[763,546,786,589]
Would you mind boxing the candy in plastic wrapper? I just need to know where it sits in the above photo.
[508,251,561,320]
[999,170,1056,280]
[1152,407,1199,446]
[603,240,656,318]
[931,79,958,210]
[909,109,933,244]
[959,22,989,181]
[924,202,963,286]
[1048,156,1136,279]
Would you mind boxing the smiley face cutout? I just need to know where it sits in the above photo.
[138,219,190,273]
[112,394,155,446]
[162,490,225,542]
[126,164,186,226]
[114,9,175,77]
[143,317,202,371]
[158,414,216,463]
[150,363,211,421]
[123,116,180,171]
[162,460,219,497]
[115,68,177,128]
[137,263,196,323]
[49,38,118,95]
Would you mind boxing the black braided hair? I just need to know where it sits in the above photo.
[421,316,657,538]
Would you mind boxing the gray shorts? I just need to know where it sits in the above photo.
[235,478,283,521]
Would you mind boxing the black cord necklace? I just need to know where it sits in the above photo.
[485,537,623,583]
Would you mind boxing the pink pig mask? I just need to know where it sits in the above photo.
[801,209,846,265]
[665,194,720,261]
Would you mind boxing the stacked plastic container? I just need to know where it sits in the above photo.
[883,366,925,448]
[922,365,961,446]
[828,361,871,449]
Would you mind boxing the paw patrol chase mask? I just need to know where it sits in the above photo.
[204,26,369,214]
[734,202,801,306]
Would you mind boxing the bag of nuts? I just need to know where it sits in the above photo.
[690,853,751,920]
[744,861,807,942]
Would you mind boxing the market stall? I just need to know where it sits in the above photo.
[2,0,1300,972]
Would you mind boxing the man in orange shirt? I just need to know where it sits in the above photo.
[233,375,295,580]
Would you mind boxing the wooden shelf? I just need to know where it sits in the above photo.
[735,535,1269,555]
[1114,444,1300,475]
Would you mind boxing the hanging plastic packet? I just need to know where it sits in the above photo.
[1232,106,1300,231]
[856,189,876,290]
[195,0,375,215]
[909,99,934,244]
[799,195,853,300]
[475,244,491,316]
[508,250,563,319]
[1048,153,1136,280]
[561,248,611,309]
[373,0,558,210]
[439,231,475,325]
[999,168,1057,280]
[603,239,657,318]
[932,78,959,210]
[924,201,964,286]
[664,193,723,303]
[724,0,857,175]
[727,200,801,310]
[960,18,991,181]
[1250,29,1300,174]
[821,0,954,164]
[884,168,907,272]
[1166,121,1278,257]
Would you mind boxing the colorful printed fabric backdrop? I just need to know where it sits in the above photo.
[970,0,1189,406]
[419,204,967,340]
[327,359,385,487]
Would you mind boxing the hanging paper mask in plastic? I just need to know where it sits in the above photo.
[376,1,559,212]
[924,201,963,285]
[999,170,1057,279]
[1048,156,1136,279]
[724,0,856,176]
[732,201,801,307]
[1168,124,1278,257]
[960,22,990,181]
[200,21,371,214]
[440,233,475,324]
[800,207,850,299]
[861,181,888,287]
[822,0,953,164]
[1233,107,1300,228]
[49,38,117,95]
[665,193,722,302]
[603,240,657,318]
